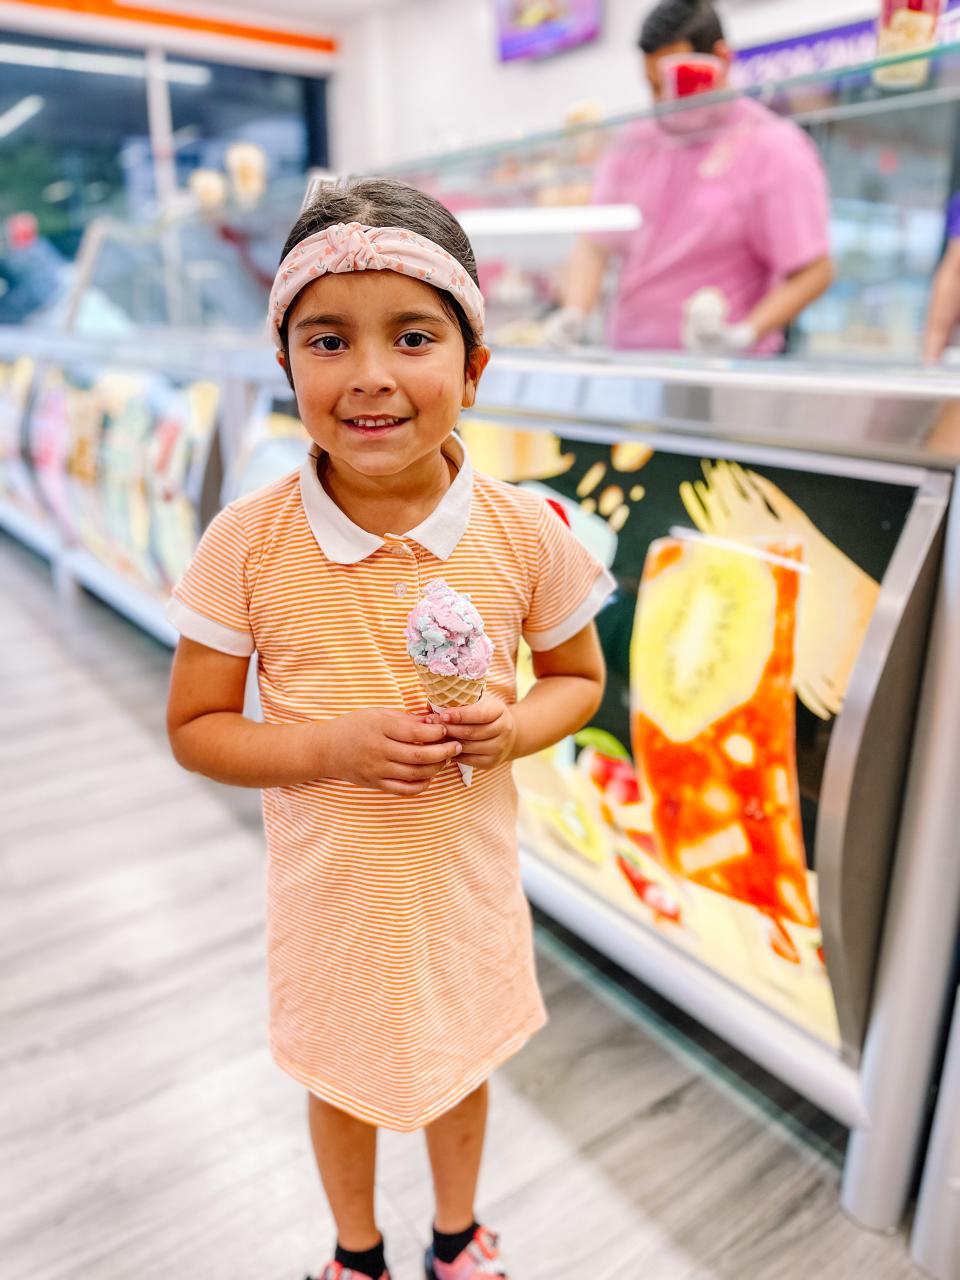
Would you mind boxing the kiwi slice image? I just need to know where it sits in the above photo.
[631,540,777,743]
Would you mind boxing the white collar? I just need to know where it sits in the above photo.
[299,432,473,564]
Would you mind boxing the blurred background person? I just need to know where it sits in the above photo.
[546,0,834,356]
[924,192,960,362]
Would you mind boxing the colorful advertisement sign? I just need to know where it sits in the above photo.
[494,0,601,63]
[731,0,960,89]
[461,420,916,1048]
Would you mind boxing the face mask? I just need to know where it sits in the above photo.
[655,53,734,140]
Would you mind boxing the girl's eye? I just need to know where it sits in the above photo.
[398,331,432,349]
[312,335,345,352]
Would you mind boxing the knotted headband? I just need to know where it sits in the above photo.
[268,221,485,348]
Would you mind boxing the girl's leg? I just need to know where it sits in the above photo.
[308,1093,381,1251]
[424,1081,489,1232]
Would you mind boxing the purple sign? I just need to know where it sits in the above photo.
[731,2,960,89]
[494,0,601,63]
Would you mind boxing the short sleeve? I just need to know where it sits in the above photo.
[947,193,960,241]
[747,128,831,279]
[523,502,617,651]
[165,504,255,656]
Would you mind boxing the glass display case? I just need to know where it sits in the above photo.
[0,191,310,622]
[382,40,960,361]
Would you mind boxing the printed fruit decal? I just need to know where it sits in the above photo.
[616,856,682,923]
[632,541,776,744]
[631,538,817,938]
[575,730,643,828]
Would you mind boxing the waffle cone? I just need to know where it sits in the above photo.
[415,665,486,788]
[416,667,485,709]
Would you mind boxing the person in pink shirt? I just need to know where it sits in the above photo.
[548,0,834,355]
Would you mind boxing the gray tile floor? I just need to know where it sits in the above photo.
[0,533,927,1279]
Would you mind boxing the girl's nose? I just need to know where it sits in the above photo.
[351,351,397,396]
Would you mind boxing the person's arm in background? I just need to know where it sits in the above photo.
[924,238,960,363]
[542,135,628,348]
[543,236,612,345]
[565,235,612,315]
[744,254,835,342]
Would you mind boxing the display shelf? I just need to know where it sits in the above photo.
[61,547,178,647]
[383,39,960,360]
[0,497,60,560]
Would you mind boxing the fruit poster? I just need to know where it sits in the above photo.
[460,419,916,1047]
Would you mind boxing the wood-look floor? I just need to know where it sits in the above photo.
[0,532,927,1280]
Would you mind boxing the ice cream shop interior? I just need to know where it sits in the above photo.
[3,1,960,1278]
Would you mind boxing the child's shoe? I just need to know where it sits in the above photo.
[424,1225,507,1279]
[308,1265,391,1280]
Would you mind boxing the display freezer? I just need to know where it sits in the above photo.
[2,327,959,1235]
[460,350,960,1232]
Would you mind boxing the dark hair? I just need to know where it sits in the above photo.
[277,176,481,388]
[638,0,724,55]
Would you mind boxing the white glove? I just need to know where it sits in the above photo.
[681,287,755,354]
[541,306,588,349]
[683,318,757,355]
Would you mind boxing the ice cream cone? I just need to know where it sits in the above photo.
[416,667,485,786]
[405,579,494,789]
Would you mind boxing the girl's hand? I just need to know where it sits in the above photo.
[328,708,463,796]
[432,697,518,770]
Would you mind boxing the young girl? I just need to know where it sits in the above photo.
[166,178,615,1280]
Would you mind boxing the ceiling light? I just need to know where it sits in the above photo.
[0,43,211,85]
[0,94,44,139]
[457,205,642,236]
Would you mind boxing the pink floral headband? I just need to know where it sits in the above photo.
[268,221,485,348]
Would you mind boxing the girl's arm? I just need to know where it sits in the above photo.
[924,239,960,363]
[437,622,606,767]
[167,637,461,794]
[512,621,606,759]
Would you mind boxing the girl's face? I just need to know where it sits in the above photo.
[279,269,489,482]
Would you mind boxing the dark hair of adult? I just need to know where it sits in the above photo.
[638,0,725,56]
[277,177,481,389]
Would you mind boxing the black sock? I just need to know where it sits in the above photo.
[334,1236,385,1279]
[432,1222,478,1265]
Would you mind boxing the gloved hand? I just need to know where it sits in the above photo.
[681,286,756,355]
[683,318,757,354]
[541,306,589,349]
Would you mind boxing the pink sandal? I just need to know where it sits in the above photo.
[424,1226,507,1279]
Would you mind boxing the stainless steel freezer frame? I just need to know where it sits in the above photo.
[912,987,960,1279]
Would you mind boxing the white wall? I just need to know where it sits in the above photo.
[719,0,875,47]
[329,0,646,171]
[328,0,880,171]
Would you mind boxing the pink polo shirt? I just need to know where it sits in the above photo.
[590,97,830,354]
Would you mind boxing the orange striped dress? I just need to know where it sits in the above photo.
[167,434,615,1130]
